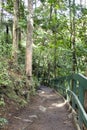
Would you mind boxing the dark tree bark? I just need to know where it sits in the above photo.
[72,0,77,73]
[6,24,9,43]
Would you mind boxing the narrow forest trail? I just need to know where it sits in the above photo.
[4,86,76,130]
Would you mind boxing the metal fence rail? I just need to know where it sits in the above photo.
[49,73,87,129]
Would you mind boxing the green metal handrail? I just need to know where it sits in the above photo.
[50,73,87,129]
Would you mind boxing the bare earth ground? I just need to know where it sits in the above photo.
[1,86,76,130]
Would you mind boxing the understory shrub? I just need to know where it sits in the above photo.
[0,118,8,128]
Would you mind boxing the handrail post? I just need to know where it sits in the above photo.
[79,83,84,106]
[67,80,70,101]
[62,81,65,96]
[78,83,84,128]
[72,79,76,109]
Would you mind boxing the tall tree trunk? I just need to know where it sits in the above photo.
[18,0,21,47]
[6,24,9,43]
[12,0,19,64]
[49,2,53,29]
[0,0,2,24]
[69,0,77,73]
[26,0,33,79]
[54,8,57,78]
[69,0,77,90]
[54,33,57,78]
[0,0,3,31]
[72,0,77,73]
[69,0,72,48]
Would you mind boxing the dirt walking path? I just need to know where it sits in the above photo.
[3,86,76,130]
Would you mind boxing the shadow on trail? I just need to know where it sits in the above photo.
[4,86,76,130]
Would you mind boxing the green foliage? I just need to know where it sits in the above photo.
[0,0,87,121]
[18,98,27,107]
[0,38,35,106]
[19,19,27,29]
[0,58,11,87]
[3,0,13,13]
[0,56,30,106]
[0,98,5,107]
[0,118,8,128]
[33,0,87,81]
[33,76,40,88]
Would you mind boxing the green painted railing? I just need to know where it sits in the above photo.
[49,74,87,129]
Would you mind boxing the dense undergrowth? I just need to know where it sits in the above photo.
[0,57,39,103]
[0,1,87,127]
[0,56,39,128]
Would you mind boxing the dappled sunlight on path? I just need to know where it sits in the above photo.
[3,86,76,130]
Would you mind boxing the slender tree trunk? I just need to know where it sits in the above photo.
[18,0,21,47]
[6,24,9,43]
[72,0,77,73]
[54,8,57,78]
[12,0,19,64]
[69,0,77,90]
[69,0,77,73]
[50,2,53,21]
[26,0,33,79]
[0,0,3,31]
[80,0,82,6]
[48,62,50,84]
[0,0,2,24]
[54,33,57,78]
[69,0,72,48]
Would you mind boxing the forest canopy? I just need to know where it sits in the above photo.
[0,0,87,105]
